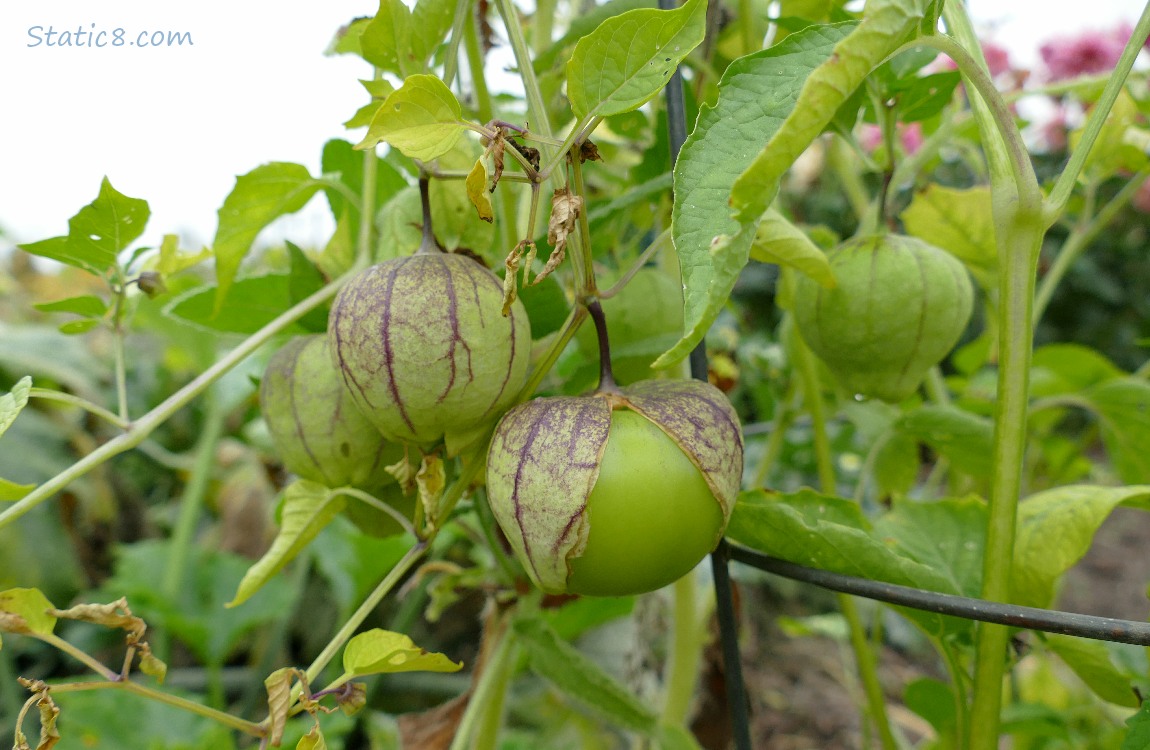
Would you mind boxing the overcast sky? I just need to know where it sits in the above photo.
[0,0,1143,254]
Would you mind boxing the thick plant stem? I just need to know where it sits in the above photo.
[792,325,898,750]
[451,614,516,750]
[0,275,353,530]
[661,573,706,727]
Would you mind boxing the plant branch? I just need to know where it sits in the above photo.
[37,633,119,681]
[442,0,471,88]
[338,487,417,538]
[599,228,672,299]
[1045,1,1150,222]
[29,388,128,430]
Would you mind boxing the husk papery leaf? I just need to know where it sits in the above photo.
[329,253,531,445]
[486,395,613,593]
[261,335,401,489]
[621,379,744,519]
[793,234,973,402]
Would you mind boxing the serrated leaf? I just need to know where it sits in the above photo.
[0,588,57,636]
[465,157,494,222]
[33,295,108,318]
[341,629,463,676]
[725,488,962,636]
[361,0,412,75]
[212,162,321,311]
[357,75,464,162]
[1046,634,1141,707]
[0,477,34,502]
[654,22,855,368]
[1013,485,1150,608]
[566,0,706,119]
[1082,378,1150,485]
[514,615,657,731]
[750,209,834,287]
[900,184,996,279]
[228,481,345,607]
[899,405,994,478]
[730,1,926,223]
[1,377,33,441]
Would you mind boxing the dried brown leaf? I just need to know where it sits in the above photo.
[579,140,603,163]
[398,691,470,750]
[537,189,583,284]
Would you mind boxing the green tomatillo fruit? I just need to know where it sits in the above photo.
[486,379,743,597]
[328,251,531,447]
[792,233,974,403]
[260,334,400,491]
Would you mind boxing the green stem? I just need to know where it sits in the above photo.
[828,136,873,226]
[660,573,706,726]
[357,122,380,267]
[494,0,552,142]
[1044,0,1150,222]
[443,0,471,88]
[0,272,354,530]
[569,153,596,295]
[738,0,756,54]
[110,277,130,424]
[939,640,969,749]
[451,618,516,750]
[752,381,798,488]
[1033,167,1150,323]
[36,633,119,681]
[792,324,898,750]
[599,229,671,299]
[338,487,417,538]
[28,388,128,430]
[302,541,427,685]
[160,392,225,605]
[532,0,556,55]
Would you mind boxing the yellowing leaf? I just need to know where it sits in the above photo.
[0,478,34,502]
[900,184,996,279]
[0,588,57,636]
[566,0,706,118]
[465,157,494,223]
[416,454,446,527]
[264,667,294,747]
[342,629,462,677]
[749,209,835,288]
[229,480,345,607]
[296,722,327,750]
[357,75,464,162]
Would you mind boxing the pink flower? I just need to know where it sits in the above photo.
[981,41,1013,78]
[1039,23,1132,81]
[1132,179,1150,214]
[858,122,924,155]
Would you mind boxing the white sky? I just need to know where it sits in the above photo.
[0,0,1143,253]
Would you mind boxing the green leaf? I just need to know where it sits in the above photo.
[165,274,318,335]
[286,241,330,333]
[297,724,327,750]
[653,22,855,368]
[361,0,412,75]
[156,234,211,277]
[655,723,704,750]
[341,629,463,676]
[1030,344,1122,397]
[514,615,658,731]
[888,71,961,122]
[1013,484,1150,608]
[566,0,706,119]
[0,587,57,636]
[0,477,34,502]
[533,0,656,73]
[871,430,919,498]
[904,677,956,734]
[58,319,102,335]
[357,74,464,162]
[900,184,996,280]
[1082,378,1150,484]
[212,162,321,311]
[730,0,927,224]
[725,488,961,636]
[1045,634,1141,707]
[33,295,108,318]
[228,481,346,607]
[409,0,457,71]
[0,376,32,441]
[1124,702,1150,750]
[898,405,995,478]
[320,138,408,255]
[749,209,834,287]
[872,496,987,598]
[19,178,150,275]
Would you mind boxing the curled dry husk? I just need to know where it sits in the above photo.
[260,334,400,490]
[486,379,744,593]
[793,233,974,403]
[329,252,531,446]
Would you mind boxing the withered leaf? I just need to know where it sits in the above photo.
[538,188,583,284]
[579,140,603,163]
[398,691,470,750]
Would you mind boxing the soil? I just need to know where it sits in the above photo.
[711,506,1150,749]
